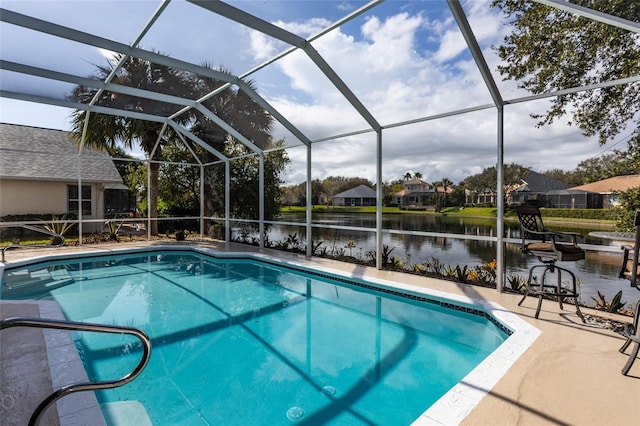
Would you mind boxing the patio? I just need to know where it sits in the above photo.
[1,241,637,425]
[1,1,639,424]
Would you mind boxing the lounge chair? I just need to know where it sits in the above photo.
[618,211,640,289]
[514,205,585,322]
[618,211,639,375]
[620,299,640,375]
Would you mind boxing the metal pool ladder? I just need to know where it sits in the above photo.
[0,317,152,426]
[1,224,66,262]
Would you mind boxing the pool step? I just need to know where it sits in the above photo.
[3,268,74,296]
[100,401,152,426]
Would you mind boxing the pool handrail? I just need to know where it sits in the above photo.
[0,317,152,426]
[1,223,65,262]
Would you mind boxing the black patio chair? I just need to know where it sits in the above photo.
[618,211,640,289]
[620,299,640,376]
[514,205,585,322]
[618,212,639,375]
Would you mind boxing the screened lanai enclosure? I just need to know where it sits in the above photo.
[1,0,639,290]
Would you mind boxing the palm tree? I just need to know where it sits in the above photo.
[441,177,453,206]
[69,54,197,235]
[413,172,423,180]
[431,180,443,211]
[189,67,277,225]
[403,172,412,181]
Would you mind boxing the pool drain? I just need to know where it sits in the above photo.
[320,385,337,397]
[286,406,305,421]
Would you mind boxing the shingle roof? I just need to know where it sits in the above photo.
[405,177,428,185]
[519,171,568,193]
[0,123,122,183]
[571,175,640,194]
[333,184,376,198]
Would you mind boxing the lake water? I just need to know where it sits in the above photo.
[237,212,638,308]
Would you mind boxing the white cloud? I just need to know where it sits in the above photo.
[264,4,599,183]
[2,0,614,188]
[98,48,119,63]
[260,5,608,186]
[249,31,279,62]
[434,29,466,63]
[360,13,424,72]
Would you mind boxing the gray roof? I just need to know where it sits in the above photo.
[333,184,376,199]
[517,171,568,193]
[0,123,122,183]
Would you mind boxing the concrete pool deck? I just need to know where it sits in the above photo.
[1,239,638,425]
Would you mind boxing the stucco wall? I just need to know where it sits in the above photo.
[0,180,67,216]
[0,179,106,233]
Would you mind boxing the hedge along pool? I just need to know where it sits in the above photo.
[0,247,540,425]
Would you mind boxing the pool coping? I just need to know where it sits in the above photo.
[1,299,106,426]
[1,244,541,426]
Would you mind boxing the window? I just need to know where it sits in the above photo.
[68,185,92,215]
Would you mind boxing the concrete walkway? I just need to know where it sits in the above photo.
[1,302,60,426]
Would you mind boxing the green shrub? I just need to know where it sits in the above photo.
[539,208,617,220]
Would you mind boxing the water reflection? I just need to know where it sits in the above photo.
[249,212,637,306]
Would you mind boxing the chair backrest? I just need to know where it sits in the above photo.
[631,211,639,286]
[515,205,547,241]
[620,211,640,288]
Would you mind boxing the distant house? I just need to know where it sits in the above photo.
[541,189,600,209]
[508,171,568,206]
[569,175,640,208]
[464,171,567,206]
[0,123,128,231]
[332,184,376,206]
[465,189,495,205]
[392,178,454,207]
[393,178,433,206]
[507,173,640,209]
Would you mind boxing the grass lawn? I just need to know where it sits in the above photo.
[282,205,505,217]
[280,205,616,227]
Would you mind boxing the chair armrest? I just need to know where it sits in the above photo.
[619,246,631,279]
[522,228,565,240]
[537,229,582,244]
[554,231,582,244]
[620,245,640,283]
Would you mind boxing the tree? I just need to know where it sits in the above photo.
[570,148,640,185]
[403,172,412,181]
[321,176,372,197]
[449,186,467,207]
[413,172,423,179]
[157,140,201,216]
[540,168,577,186]
[383,179,405,205]
[464,163,530,205]
[615,186,640,231]
[225,140,289,222]
[492,0,640,147]
[429,180,441,211]
[441,177,453,206]
[189,66,278,227]
[69,54,197,235]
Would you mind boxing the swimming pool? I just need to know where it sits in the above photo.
[1,247,539,425]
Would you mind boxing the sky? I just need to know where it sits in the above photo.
[0,0,629,186]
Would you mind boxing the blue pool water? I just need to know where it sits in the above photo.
[2,250,510,425]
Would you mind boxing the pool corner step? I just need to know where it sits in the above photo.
[100,401,152,426]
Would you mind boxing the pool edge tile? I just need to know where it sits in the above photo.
[38,301,107,426]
